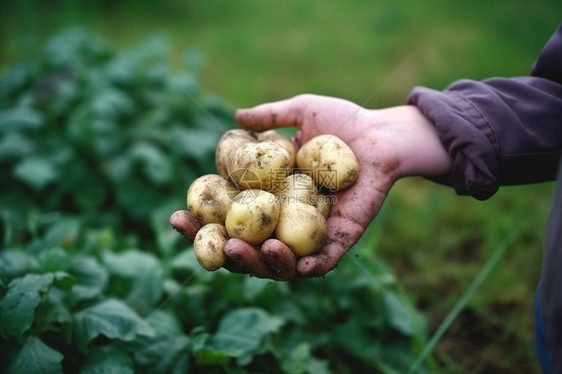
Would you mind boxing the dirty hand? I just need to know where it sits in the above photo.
[170,94,451,280]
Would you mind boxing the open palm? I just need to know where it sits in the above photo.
[170,94,451,280]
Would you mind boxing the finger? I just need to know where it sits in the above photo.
[169,210,202,242]
[235,94,311,132]
[261,239,297,281]
[297,221,357,277]
[223,238,279,279]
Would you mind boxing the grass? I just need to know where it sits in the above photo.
[2,0,561,372]
[2,0,560,107]
[405,226,519,374]
[376,179,553,372]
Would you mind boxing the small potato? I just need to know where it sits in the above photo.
[296,134,359,191]
[225,189,280,245]
[187,174,239,225]
[193,223,228,271]
[255,130,296,170]
[275,202,327,257]
[228,142,291,191]
[272,173,316,205]
[312,192,332,219]
[215,129,257,178]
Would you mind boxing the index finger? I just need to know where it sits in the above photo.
[235,94,311,132]
[169,210,202,242]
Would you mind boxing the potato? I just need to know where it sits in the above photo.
[312,192,332,219]
[184,129,353,273]
[193,223,228,271]
[272,173,316,205]
[296,134,359,191]
[255,130,296,170]
[187,174,239,225]
[215,129,257,178]
[227,141,291,191]
[275,202,327,257]
[215,129,295,179]
[225,189,280,245]
[272,173,333,218]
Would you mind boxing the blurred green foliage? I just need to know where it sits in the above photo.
[0,26,230,244]
[2,0,561,108]
[0,29,429,374]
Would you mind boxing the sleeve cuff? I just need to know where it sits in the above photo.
[407,85,500,200]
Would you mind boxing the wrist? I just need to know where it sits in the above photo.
[365,105,452,178]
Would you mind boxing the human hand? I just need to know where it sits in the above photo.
[170,94,452,280]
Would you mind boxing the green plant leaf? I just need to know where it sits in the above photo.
[210,307,285,357]
[131,310,191,374]
[38,247,72,273]
[305,356,332,374]
[114,178,164,219]
[383,292,416,336]
[332,314,381,363]
[40,287,73,331]
[169,247,200,273]
[281,343,310,374]
[69,256,109,291]
[79,346,135,374]
[13,156,58,190]
[53,271,77,290]
[44,27,110,69]
[0,107,43,133]
[66,104,91,141]
[105,154,132,182]
[102,249,159,278]
[61,160,109,212]
[0,61,37,101]
[49,80,80,116]
[129,142,171,185]
[191,327,230,367]
[72,298,155,351]
[125,266,164,315]
[0,132,34,160]
[43,219,81,248]
[151,202,183,256]
[6,336,63,374]
[90,88,134,120]
[167,127,221,160]
[0,249,40,284]
[0,273,55,342]
[242,276,273,302]
[101,250,162,308]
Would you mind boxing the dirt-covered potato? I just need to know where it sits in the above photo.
[275,202,327,257]
[227,142,291,191]
[183,129,355,273]
[193,223,228,271]
[187,174,238,225]
[225,189,280,245]
[255,130,296,170]
[313,192,332,219]
[272,173,316,205]
[215,129,257,178]
[296,134,359,191]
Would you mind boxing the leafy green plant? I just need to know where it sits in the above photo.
[0,28,430,373]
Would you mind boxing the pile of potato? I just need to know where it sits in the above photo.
[187,129,359,271]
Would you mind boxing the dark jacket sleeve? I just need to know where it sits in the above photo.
[407,23,562,200]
